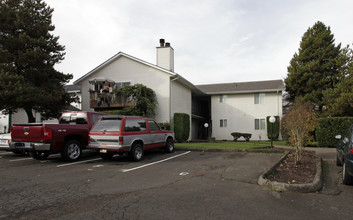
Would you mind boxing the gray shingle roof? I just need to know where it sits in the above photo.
[196,79,284,94]
[64,84,81,93]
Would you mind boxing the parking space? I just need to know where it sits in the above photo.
[1,150,353,219]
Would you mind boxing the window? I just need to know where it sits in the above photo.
[254,93,265,104]
[59,113,87,124]
[125,119,146,132]
[148,120,161,131]
[220,119,227,127]
[255,119,265,130]
[219,95,226,103]
[114,82,131,89]
[91,114,104,125]
[91,117,122,132]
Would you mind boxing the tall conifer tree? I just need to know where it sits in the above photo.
[285,21,341,110]
[0,0,75,122]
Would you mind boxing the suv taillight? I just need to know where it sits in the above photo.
[119,136,123,144]
[44,128,52,140]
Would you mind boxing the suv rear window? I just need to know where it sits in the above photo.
[91,118,122,132]
[125,119,146,132]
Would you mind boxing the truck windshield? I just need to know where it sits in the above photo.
[91,118,121,132]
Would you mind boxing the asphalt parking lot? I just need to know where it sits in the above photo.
[0,149,353,219]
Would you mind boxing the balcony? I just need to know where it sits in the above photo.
[90,90,136,110]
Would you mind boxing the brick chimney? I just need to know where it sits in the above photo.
[157,39,174,72]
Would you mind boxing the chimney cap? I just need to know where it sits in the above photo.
[165,42,171,47]
[159,39,165,47]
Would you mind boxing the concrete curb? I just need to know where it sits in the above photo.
[175,147,286,154]
[257,151,324,193]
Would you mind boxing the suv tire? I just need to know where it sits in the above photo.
[165,138,174,153]
[130,143,143,161]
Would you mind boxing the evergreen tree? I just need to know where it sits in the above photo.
[322,45,353,116]
[0,0,75,122]
[285,21,342,110]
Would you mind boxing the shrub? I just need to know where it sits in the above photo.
[316,117,353,147]
[174,113,190,142]
[281,99,317,164]
[266,116,280,140]
[231,132,252,141]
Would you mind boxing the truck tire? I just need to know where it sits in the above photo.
[130,143,143,161]
[61,140,82,161]
[30,151,50,160]
[165,138,174,153]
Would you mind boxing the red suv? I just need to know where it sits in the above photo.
[88,115,175,161]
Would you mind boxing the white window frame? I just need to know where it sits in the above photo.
[220,119,228,128]
[114,81,131,89]
[219,95,226,103]
[255,118,265,130]
[254,93,265,104]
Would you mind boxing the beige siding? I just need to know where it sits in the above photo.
[170,80,192,140]
[77,56,171,123]
[211,91,282,141]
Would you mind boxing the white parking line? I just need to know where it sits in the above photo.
[120,151,191,173]
[57,158,102,167]
[10,158,33,162]
[0,152,12,155]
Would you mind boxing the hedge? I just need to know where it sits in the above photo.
[174,113,190,142]
[316,117,353,147]
[266,116,280,140]
[231,132,252,141]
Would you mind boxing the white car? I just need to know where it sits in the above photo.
[0,133,24,155]
[0,133,11,150]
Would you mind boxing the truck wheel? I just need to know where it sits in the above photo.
[30,151,50,160]
[165,138,174,153]
[62,140,82,161]
[130,143,143,161]
[343,162,353,185]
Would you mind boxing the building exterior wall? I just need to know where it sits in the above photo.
[0,113,9,133]
[211,91,282,141]
[76,56,171,123]
[170,80,192,140]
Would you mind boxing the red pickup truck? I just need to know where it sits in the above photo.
[10,111,106,161]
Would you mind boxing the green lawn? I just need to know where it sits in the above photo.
[175,140,289,150]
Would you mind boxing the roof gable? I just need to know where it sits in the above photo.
[74,52,176,84]
[196,79,285,94]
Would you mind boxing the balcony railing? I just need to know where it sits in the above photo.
[90,90,137,109]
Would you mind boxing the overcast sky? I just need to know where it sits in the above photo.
[45,0,353,86]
